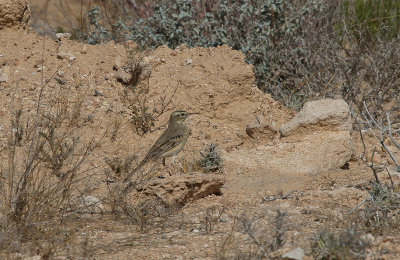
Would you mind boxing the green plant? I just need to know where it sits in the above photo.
[357,182,400,234]
[197,143,223,173]
[341,0,400,43]
[310,227,370,259]
[83,0,324,109]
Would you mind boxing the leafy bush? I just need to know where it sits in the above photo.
[85,0,325,108]
[197,144,223,173]
[74,0,400,114]
[341,0,400,43]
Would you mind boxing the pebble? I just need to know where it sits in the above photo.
[282,247,305,260]
[81,44,87,54]
[56,33,72,40]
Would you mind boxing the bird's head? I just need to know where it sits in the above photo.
[169,110,197,125]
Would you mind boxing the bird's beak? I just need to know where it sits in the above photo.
[188,112,200,116]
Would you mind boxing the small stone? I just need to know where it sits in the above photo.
[362,233,375,243]
[57,70,64,77]
[0,67,10,82]
[56,33,72,40]
[0,72,8,82]
[104,73,110,80]
[81,44,87,54]
[186,58,193,65]
[192,229,200,233]
[282,247,305,260]
[171,50,178,56]
[113,56,123,70]
[57,52,70,60]
[160,58,166,62]
[81,196,104,214]
[37,66,46,72]
[69,56,76,61]
[116,70,132,84]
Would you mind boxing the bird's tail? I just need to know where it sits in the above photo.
[122,158,147,183]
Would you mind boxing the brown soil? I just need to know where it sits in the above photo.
[1,3,400,259]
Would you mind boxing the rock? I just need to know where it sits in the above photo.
[113,55,123,70]
[282,247,305,260]
[142,174,224,206]
[224,129,352,176]
[57,51,72,60]
[246,114,279,141]
[81,44,87,54]
[80,196,104,214]
[56,33,71,40]
[0,66,9,82]
[186,58,193,65]
[361,233,375,243]
[137,57,152,80]
[116,70,132,84]
[0,0,31,29]
[280,99,351,138]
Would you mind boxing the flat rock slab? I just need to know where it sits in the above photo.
[280,99,351,138]
[142,174,225,206]
[224,130,352,175]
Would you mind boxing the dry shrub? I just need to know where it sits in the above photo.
[0,65,100,255]
[217,210,287,259]
[267,0,400,116]
[118,45,176,136]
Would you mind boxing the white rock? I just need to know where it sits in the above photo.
[81,196,104,214]
[282,247,305,260]
[56,33,72,40]
[280,99,351,137]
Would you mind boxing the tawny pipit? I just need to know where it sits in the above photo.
[123,110,196,183]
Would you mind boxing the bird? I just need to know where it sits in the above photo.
[123,110,196,183]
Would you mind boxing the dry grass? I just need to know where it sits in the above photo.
[0,39,101,256]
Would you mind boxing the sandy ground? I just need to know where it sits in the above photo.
[1,2,400,259]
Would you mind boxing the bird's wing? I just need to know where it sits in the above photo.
[145,127,184,160]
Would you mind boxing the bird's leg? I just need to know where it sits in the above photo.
[162,158,166,166]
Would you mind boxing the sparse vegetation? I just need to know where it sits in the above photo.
[203,205,225,234]
[4,0,400,258]
[197,143,223,173]
[310,227,370,259]
[218,210,287,259]
[118,45,176,135]
[357,182,400,234]
[0,59,100,255]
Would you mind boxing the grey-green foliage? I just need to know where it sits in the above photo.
[198,144,223,173]
[310,227,370,259]
[86,0,324,97]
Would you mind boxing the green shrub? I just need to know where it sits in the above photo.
[341,0,400,43]
[85,0,324,108]
[197,144,223,173]
[310,227,370,259]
